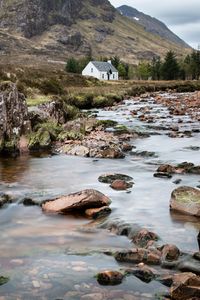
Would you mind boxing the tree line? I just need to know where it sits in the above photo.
[65,50,200,81]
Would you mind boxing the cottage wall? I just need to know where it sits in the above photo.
[82,62,100,79]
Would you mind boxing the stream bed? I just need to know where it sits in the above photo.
[0,94,200,300]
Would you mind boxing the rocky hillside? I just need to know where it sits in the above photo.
[0,0,190,66]
[117,5,190,49]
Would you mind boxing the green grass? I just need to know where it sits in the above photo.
[27,95,51,107]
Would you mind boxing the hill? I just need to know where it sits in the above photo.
[0,0,191,67]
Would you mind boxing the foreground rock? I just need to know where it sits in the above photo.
[171,272,200,300]
[0,82,30,154]
[96,271,124,285]
[42,189,111,214]
[170,186,200,217]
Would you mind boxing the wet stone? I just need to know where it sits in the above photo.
[97,270,124,285]
[110,180,133,190]
[98,173,133,184]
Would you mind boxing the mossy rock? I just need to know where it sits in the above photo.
[96,120,118,128]
[99,173,133,184]
[28,128,51,150]
[0,276,9,286]
[58,131,83,141]
[170,186,200,217]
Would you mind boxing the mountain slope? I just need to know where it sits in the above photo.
[117,5,190,49]
[0,0,191,66]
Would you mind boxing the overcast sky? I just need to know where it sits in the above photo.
[109,0,200,49]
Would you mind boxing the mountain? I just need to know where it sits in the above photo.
[0,0,190,66]
[117,5,190,49]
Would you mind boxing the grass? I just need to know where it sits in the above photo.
[27,95,51,107]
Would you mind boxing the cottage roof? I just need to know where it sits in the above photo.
[91,61,118,73]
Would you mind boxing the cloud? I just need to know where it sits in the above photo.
[109,0,200,48]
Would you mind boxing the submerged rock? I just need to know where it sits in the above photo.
[170,186,200,217]
[0,193,12,208]
[161,244,180,262]
[85,206,111,219]
[98,173,133,184]
[125,264,156,283]
[42,189,111,214]
[0,276,9,286]
[96,270,124,285]
[115,248,161,265]
[110,179,133,190]
[132,229,159,248]
[170,272,200,300]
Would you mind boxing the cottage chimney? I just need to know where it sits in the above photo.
[107,60,112,64]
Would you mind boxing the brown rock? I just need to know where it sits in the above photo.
[110,179,133,190]
[161,244,180,261]
[170,186,200,217]
[132,229,158,248]
[42,189,111,214]
[171,272,200,300]
[85,206,111,219]
[157,164,176,174]
[97,270,124,285]
[115,248,161,265]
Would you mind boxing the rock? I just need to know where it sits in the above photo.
[81,293,104,300]
[193,252,200,261]
[22,198,38,206]
[173,179,182,185]
[110,180,133,190]
[0,82,30,154]
[132,229,159,248]
[42,189,111,214]
[0,193,12,208]
[67,145,90,157]
[131,151,157,158]
[126,264,156,283]
[170,272,200,300]
[170,186,200,217]
[85,206,111,219]
[98,173,133,184]
[96,270,124,285]
[158,274,173,287]
[0,276,9,286]
[161,244,180,262]
[177,260,200,275]
[154,172,172,179]
[115,248,161,265]
[198,231,200,249]
[28,128,51,150]
[157,164,176,174]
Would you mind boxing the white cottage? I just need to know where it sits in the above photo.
[82,60,118,81]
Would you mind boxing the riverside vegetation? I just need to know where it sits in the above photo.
[0,65,200,300]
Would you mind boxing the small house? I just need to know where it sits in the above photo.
[82,60,118,81]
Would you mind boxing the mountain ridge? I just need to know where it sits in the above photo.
[0,0,191,66]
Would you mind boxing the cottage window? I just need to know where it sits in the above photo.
[113,74,115,79]
[91,68,93,73]
[102,74,104,79]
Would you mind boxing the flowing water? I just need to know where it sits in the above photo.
[0,94,200,299]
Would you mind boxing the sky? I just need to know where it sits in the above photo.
[109,0,200,49]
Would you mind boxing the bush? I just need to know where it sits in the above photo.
[39,79,64,95]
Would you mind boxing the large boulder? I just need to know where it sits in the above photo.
[171,272,200,300]
[42,189,111,214]
[170,186,200,217]
[0,82,30,154]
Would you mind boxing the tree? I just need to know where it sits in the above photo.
[118,63,127,79]
[136,62,151,80]
[161,51,180,80]
[150,57,161,80]
[111,56,121,69]
[65,57,79,73]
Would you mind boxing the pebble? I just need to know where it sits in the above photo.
[32,280,40,288]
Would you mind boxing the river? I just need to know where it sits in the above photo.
[0,94,199,299]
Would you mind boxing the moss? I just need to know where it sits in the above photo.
[173,187,200,204]
[58,131,83,141]
[28,129,51,150]
[0,276,9,286]
[96,120,118,128]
